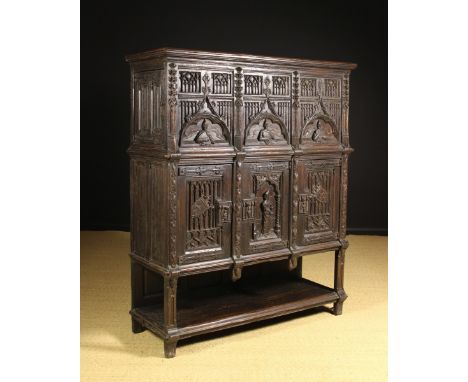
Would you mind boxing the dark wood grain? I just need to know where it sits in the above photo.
[127,48,356,357]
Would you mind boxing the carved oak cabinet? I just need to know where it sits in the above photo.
[125,48,356,358]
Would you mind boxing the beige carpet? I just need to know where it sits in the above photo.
[81,231,387,382]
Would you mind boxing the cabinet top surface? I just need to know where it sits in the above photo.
[125,47,357,70]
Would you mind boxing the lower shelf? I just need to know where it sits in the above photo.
[131,277,339,340]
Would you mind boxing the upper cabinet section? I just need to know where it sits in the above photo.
[126,49,356,156]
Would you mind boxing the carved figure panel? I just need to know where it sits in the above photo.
[305,169,334,233]
[245,99,288,146]
[302,119,338,144]
[180,97,231,147]
[294,159,341,247]
[239,160,290,255]
[300,97,339,145]
[251,173,282,241]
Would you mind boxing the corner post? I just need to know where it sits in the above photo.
[333,239,348,315]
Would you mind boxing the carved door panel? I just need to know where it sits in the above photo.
[177,164,232,265]
[240,162,290,255]
[295,158,341,246]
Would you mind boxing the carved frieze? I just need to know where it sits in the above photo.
[179,166,223,177]
[248,162,289,172]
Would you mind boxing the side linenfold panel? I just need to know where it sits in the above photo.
[130,158,168,266]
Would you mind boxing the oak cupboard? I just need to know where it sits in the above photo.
[125,48,356,358]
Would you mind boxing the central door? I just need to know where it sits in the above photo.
[240,161,290,255]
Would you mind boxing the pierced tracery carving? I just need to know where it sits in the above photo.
[180,92,231,147]
[180,71,201,93]
[186,178,223,251]
[212,73,232,94]
[244,75,262,95]
[272,76,289,95]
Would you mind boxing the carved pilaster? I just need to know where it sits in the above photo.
[341,72,350,147]
[168,156,180,267]
[339,154,349,239]
[292,71,300,147]
[232,152,245,281]
[234,67,244,150]
[291,155,300,248]
[168,63,178,152]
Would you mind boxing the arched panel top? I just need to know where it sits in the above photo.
[180,96,231,147]
[245,99,288,146]
[300,97,339,145]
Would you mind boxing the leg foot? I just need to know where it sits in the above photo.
[164,339,178,358]
[333,301,343,315]
[132,317,145,333]
[231,264,243,282]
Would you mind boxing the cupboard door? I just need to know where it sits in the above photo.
[296,158,340,246]
[240,161,290,255]
[177,164,232,265]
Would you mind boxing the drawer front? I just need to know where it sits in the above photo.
[295,158,340,246]
[240,161,290,255]
[177,164,233,265]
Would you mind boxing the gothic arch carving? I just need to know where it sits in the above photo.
[180,96,231,147]
[245,99,288,146]
[300,97,339,145]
